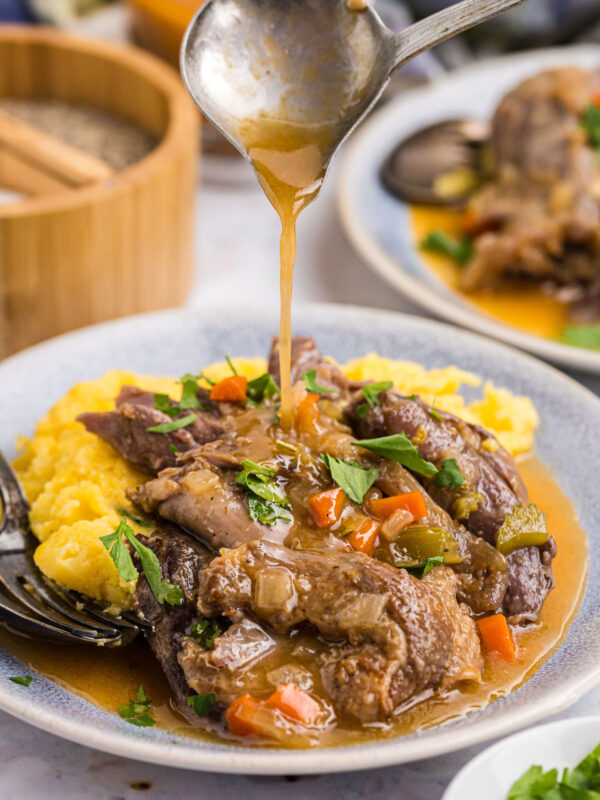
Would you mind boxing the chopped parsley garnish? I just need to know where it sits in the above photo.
[153,393,179,418]
[119,685,156,727]
[146,413,197,434]
[191,617,225,651]
[187,693,217,718]
[421,230,473,266]
[434,459,465,490]
[236,460,292,526]
[197,371,215,387]
[246,372,280,404]
[353,434,438,478]
[560,324,600,351]
[356,380,393,418]
[321,453,379,504]
[429,405,443,422]
[116,507,152,528]
[507,742,600,799]
[408,394,417,401]
[225,355,238,376]
[179,374,205,411]
[169,444,179,455]
[402,556,445,579]
[9,676,32,687]
[582,103,600,150]
[302,369,330,395]
[101,518,184,606]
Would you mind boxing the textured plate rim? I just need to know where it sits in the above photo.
[338,45,600,375]
[0,303,599,775]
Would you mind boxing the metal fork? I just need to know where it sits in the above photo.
[0,451,144,645]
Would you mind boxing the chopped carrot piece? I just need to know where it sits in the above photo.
[265,684,320,725]
[225,694,265,736]
[593,91,600,107]
[210,375,248,403]
[307,487,345,528]
[461,211,480,235]
[347,518,380,555]
[370,491,427,523]
[476,614,516,660]
[295,392,319,434]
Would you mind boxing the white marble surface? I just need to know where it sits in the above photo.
[1,153,599,799]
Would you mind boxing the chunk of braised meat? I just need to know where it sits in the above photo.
[129,456,286,550]
[268,336,353,393]
[376,461,509,615]
[346,389,555,623]
[196,540,482,723]
[132,525,213,714]
[78,385,228,473]
[460,67,600,318]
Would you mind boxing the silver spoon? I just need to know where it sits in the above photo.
[180,0,526,176]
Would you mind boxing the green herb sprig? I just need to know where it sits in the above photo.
[236,460,292,526]
[187,693,217,718]
[302,369,330,395]
[507,741,600,799]
[355,380,393,418]
[119,685,156,727]
[9,676,32,687]
[421,230,473,266]
[321,454,379,504]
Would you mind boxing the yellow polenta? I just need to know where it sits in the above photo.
[14,355,538,610]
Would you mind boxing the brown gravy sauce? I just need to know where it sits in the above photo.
[411,206,569,340]
[0,457,587,748]
[238,118,339,429]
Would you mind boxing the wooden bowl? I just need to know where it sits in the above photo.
[0,27,199,359]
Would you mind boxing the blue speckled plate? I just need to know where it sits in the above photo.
[0,304,598,775]
[338,46,600,375]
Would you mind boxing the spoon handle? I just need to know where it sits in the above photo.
[391,0,527,69]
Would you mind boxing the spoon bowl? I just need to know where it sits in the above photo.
[181,0,527,180]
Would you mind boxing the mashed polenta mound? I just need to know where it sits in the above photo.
[14,354,538,610]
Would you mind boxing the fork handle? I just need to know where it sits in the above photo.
[0,452,30,553]
[391,0,527,69]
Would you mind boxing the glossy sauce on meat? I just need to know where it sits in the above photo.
[0,457,587,748]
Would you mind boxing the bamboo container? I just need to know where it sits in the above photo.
[0,27,199,359]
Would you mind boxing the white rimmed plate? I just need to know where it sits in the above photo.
[338,46,600,375]
[0,303,598,774]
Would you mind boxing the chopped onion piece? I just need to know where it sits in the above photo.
[267,664,313,691]
[380,508,414,542]
[255,567,296,613]
[181,469,220,494]
[338,593,387,629]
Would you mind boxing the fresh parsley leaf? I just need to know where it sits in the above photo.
[563,744,600,791]
[401,556,445,579]
[119,685,156,727]
[102,518,184,606]
[408,394,417,401]
[187,693,217,718]
[353,434,438,478]
[421,230,473,266]
[582,103,600,149]
[146,413,197,434]
[429,405,443,422]
[507,764,560,800]
[302,369,330,395]
[169,444,179,455]
[225,356,238,376]
[179,374,204,410]
[321,453,379,504]
[236,460,289,507]
[435,459,464,490]
[197,371,215,387]
[116,507,152,528]
[191,617,225,651]
[560,325,600,351]
[153,393,179,418]
[100,519,138,582]
[246,372,280,404]
[247,493,293,525]
[9,676,32,687]
[356,380,394,418]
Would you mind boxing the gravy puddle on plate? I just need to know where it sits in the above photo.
[1,457,586,748]
[410,206,569,340]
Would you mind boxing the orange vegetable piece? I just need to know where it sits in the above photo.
[593,91,600,107]
[307,487,345,528]
[476,614,516,660]
[295,392,319,434]
[265,684,320,725]
[347,518,380,555]
[225,694,265,736]
[370,491,427,523]
[210,375,248,403]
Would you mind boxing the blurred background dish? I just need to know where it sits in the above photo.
[338,45,600,375]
